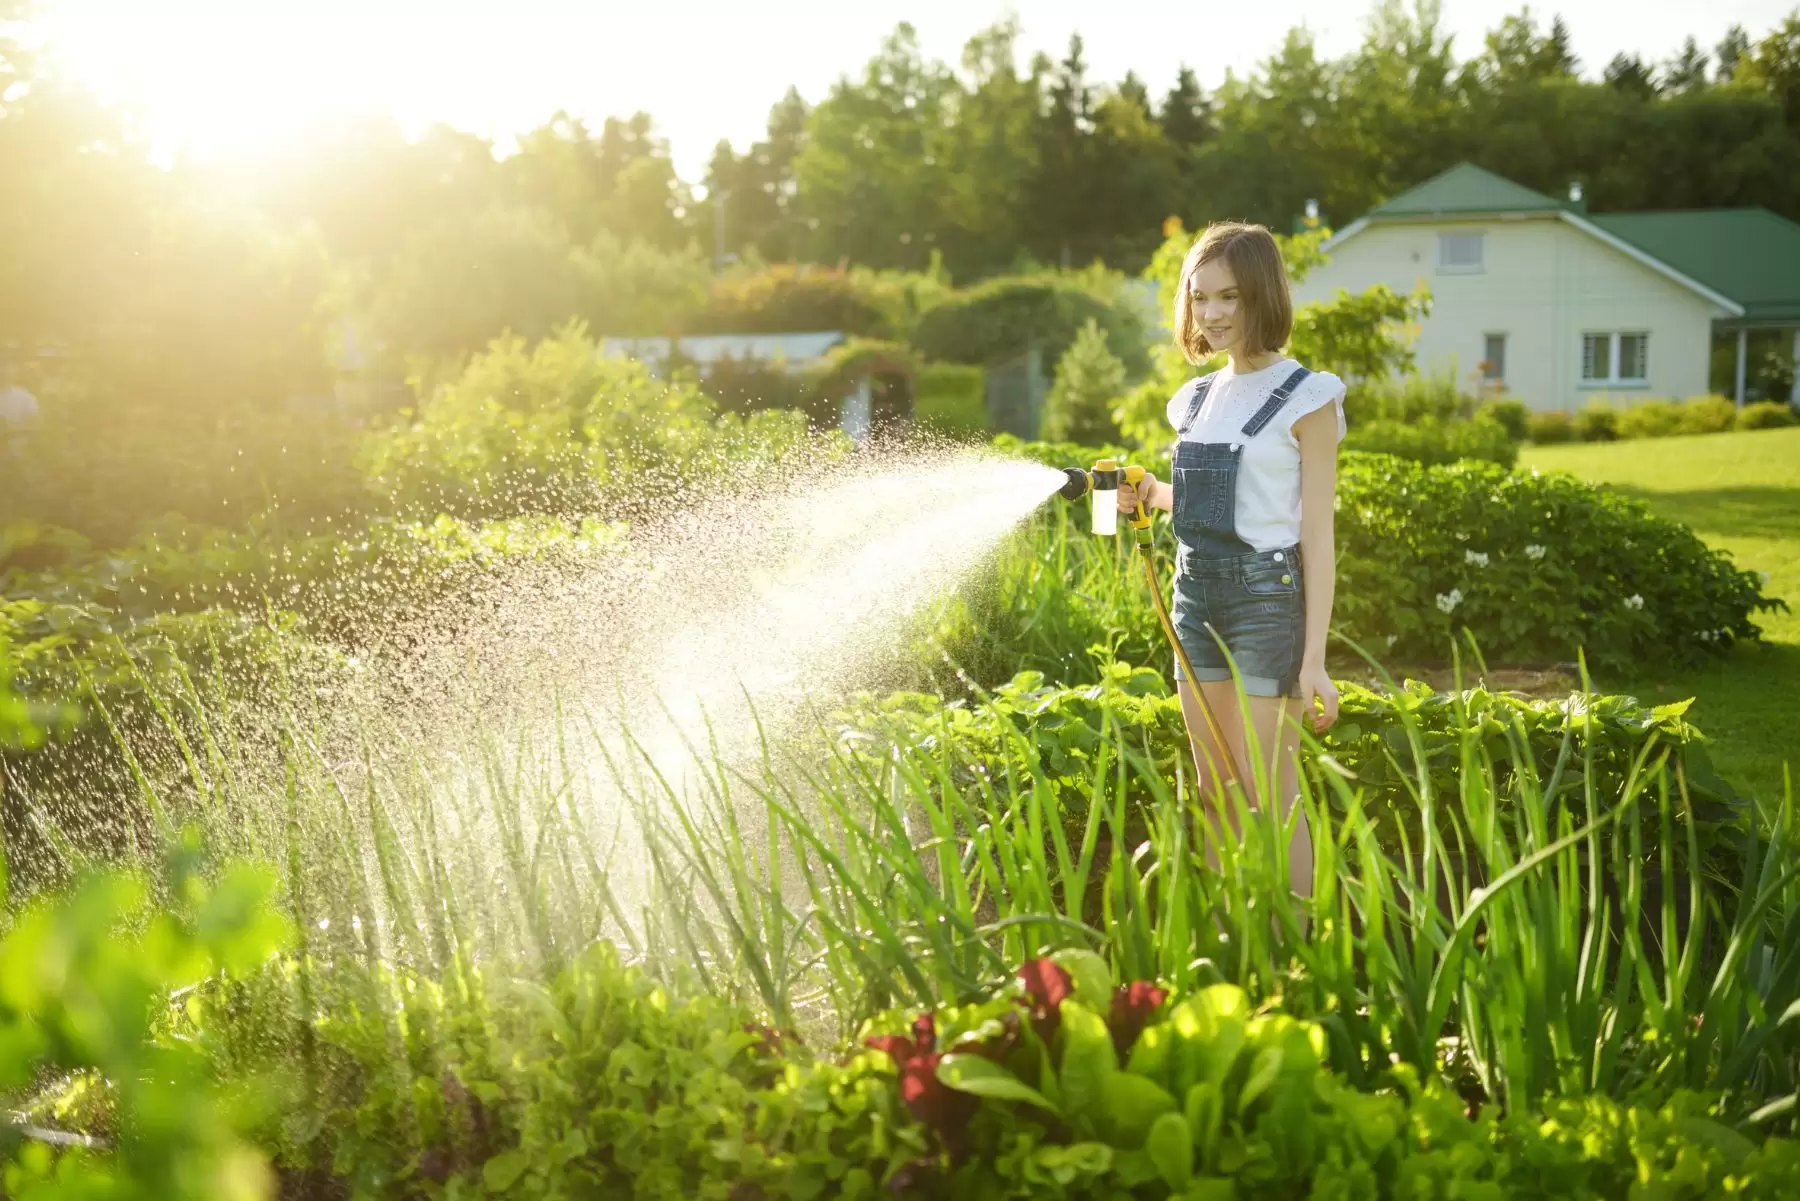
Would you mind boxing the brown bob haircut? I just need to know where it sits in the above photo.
[1173,222,1293,365]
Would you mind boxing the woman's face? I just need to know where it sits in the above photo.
[1188,257,1244,355]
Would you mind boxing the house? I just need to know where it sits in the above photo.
[1292,163,1800,411]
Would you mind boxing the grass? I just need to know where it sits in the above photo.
[1522,426,1800,801]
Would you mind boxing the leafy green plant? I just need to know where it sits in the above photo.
[1043,319,1128,444]
[0,835,292,1200]
[1617,399,1684,439]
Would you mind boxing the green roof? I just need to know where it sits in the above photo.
[1588,209,1800,323]
[1368,163,1569,218]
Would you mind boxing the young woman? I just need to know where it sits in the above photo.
[1117,221,1343,895]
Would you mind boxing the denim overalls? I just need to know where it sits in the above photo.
[1167,366,1312,698]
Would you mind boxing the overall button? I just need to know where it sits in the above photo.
[1273,552,1284,562]
[1281,574,1292,584]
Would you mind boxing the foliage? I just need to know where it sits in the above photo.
[1573,401,1621,442]
[1341,414,1518,467]
[1527,396,1798,445]
[839,662,1749,891]
[358,323,814,520]
[1526,409,1576,443]
[1042,319,1127,444]
[913,363,988,439]
[1344,366,1473,426]
[686,263,895,338]
[1739,399,1800,429]
[909,274,1150,380]
[1478,397,1531,440]
[803,338,919,401]
[0,836,291,1200]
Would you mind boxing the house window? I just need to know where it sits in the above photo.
[1582,332,1649,385]
[1482,333,1507,383]
[1438,231,1485,273]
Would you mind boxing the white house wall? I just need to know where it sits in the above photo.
[1292,217,1730,410]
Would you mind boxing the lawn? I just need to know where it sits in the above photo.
[1522,425,1800,802]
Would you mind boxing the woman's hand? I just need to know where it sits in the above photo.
[1297,662,1339,733]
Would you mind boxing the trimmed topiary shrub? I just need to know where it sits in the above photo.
[1616,399,1682,440]
[1477,397,1530,441]
[1526,410,1575,444]
[1573,401,1619,442]
[1676,395,1740,435]
[1738,400,1799,430]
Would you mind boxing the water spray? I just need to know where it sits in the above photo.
[1058,459,1239,785]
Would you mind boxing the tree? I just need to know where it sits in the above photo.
[1662,37,1710,92]
[792,24,956,270]
[1158,66,1213,152]
[1604,53,1658,98]
[935,19,1042,276]
[1717,25,1751,81]
[1043,318,1126,443]
[1028,35,1099,267]
[1737,15,1800,131]
[701,88,810,264]
[1472,8,1578,88]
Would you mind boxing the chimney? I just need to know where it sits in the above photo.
[1568,181,1586,211]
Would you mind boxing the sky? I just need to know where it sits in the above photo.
[33,0,1800,180]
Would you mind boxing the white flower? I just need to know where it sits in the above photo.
[1524,544,1547,561]
[1436,588,1464,614]
[1625,594,1644,610]
[1465,550,1490,568]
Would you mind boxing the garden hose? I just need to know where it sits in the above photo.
[1062,462,1240,787]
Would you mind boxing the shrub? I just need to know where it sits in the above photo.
[687,262,893,338]
[909,276,1150,380]
[913,363,987,439]
[1341,415,1518,467]
[1616,399,1682,439]
[1336,454,1781,668]
[1477,396,1530,441]
[0,844,291,1200]
[358,323,814,520]
[1738,399,1800,430]
[1573,401,1619,441]
[1042,319,1127,444]
[1677,394,1740,435]
[1526,409,1575,443]
[1344,366,1470,426]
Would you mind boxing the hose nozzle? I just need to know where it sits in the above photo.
[1058,467,1091,501]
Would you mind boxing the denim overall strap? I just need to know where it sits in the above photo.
[1174,372,1220,441]
[1236,366,1312,439]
